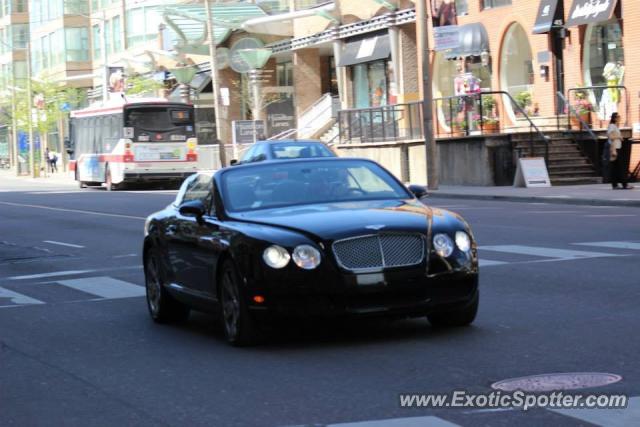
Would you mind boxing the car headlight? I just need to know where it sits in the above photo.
[292,245,321,270]
[455,231,471,252]
[433,233,454,258]
[263,245,290,269]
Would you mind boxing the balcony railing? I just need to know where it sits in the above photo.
[337,102,423,144]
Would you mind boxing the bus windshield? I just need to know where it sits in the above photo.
[124,105,195,142]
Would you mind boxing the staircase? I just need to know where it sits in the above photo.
[512,131,603,186]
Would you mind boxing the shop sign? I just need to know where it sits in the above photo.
[514,157,552,188]
[266,97,295,138]
[232,120,266,145]
[434,25,460,52]
[566,0,617,27]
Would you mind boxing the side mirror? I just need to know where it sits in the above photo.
[179,200,206,218]
[408,184,428,199]
[230,159,238,166]
[253,153,267,162]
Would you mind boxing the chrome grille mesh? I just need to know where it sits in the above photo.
[332,233,425,272]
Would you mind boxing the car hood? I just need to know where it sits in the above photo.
[230,199,435,241]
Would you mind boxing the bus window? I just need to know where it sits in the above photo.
[124,105,195,142]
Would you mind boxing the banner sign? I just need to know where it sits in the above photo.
[566,0,617,27]
[434,25,460,52]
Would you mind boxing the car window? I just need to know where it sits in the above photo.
[221,160,411,212]
[173,173,198,206]
[239,145,256,163]
[182,174,213,213]
[251,144,269,162]
[271,143,334,159]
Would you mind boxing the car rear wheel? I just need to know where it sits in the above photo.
[427,291,478,327]
[145,248,190,323]
[220,260,259,346]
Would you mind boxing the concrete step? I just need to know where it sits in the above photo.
[547,157,592,166]
[548,169,598,177]
[551,176,603,185]
[547,164,595,172]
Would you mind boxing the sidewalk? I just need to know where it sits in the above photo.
[0,169,77,189]
[431,184,640,207]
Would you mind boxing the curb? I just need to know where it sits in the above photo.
[429,192,640,208]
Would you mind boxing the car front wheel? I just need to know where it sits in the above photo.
[427,291,478,327]
[144,248,190,323]
[220,260,260,346]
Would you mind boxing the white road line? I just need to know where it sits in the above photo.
[113,254,138,258]
[56,276,145,299]
[525,211,581,214]
[0,201,145,220]
[480,245,617,259]
[7,270,95,281]
[319,416,460,427]
[28,191,80,194]
[549,396,640,427]
[479,259,508,267]
[43,240,85,249]
[0,286,45,307]
[584,214,637,218]
[574,241,640,250]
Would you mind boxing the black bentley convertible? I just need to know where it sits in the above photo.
[143,158,479,345]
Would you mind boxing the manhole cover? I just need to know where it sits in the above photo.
[491,373,622,392]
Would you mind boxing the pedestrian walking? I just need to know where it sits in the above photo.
[50,151,58,173]
[44,148,52,174]
[607,113,634,190]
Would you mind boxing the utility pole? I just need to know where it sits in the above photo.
[26,41,36,178]
[204,0,227,168]
[10,73,18,176]
[101,9,109,104]
[417,0,438,189]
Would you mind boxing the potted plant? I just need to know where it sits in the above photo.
[450,117,467,137]
[481,95,500,132]
[571,92,594,129]
[482,117,500,133]
[514,91,532,116]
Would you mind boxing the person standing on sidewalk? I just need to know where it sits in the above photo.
[608,113,634,190]
[44,148,52,174]
[50,151,58,173]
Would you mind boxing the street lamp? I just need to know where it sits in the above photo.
[237,47,272,122]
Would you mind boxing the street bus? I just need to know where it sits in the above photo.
[68,98,199,190]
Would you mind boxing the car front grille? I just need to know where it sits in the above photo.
[332,233,426,272]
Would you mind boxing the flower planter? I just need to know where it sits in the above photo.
[482,122,500,134]
[571,113,591,130]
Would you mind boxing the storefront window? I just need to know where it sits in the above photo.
[352,60,389,109]
[433,53,491,131]
[500,23,534,121]
[584,19,624,119]
[483,0,511,9]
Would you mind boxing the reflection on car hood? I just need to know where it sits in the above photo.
[231,199,432,240]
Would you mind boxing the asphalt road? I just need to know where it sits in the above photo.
[1,181,639,427]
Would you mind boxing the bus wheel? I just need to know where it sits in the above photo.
[76,172,86,189]
[105,168,117,191]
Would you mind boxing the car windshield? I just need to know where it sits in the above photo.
[270,143,334,159]
[221,160,411,212]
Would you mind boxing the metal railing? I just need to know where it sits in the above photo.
[557,91,602,174]
[337,102,423,144]
[433,91,550,162]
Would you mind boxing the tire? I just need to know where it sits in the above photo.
[105,167,117,191]
[219,260,260,346]
[144,248,190,323]
[427,291,479,328]
[76,171,87,189]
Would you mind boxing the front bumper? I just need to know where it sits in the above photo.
[246,265,478,319]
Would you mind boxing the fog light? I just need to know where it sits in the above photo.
[433,233,454,258]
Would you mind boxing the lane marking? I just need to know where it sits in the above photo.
[524,211,581,214]
[0,201,145,220]
[549,396,640,427]
[584,214,636,218]
[574,241,640,250]
[43,240,85,249]
[479,259,508,267]
[307,416,460,427]
[480,245,617,260]
[113,254,138,258]
[5,265,140,281]
[56,276,145,299]
[28,191,80,195]
[0,286,45,307]
[7,270,95,281]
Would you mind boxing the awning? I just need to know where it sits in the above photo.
[243,2,337,37]
[337,34,391,67]
[444,23,489,59]
[533,0,560,34]
[163,2,267,55]
[566,0,618,27]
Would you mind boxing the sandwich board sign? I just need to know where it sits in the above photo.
[513,157,552,187]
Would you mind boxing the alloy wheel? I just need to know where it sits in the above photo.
[145,255,162,316]
[221,269,241,340]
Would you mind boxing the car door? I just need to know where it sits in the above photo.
[167,174,212,291]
